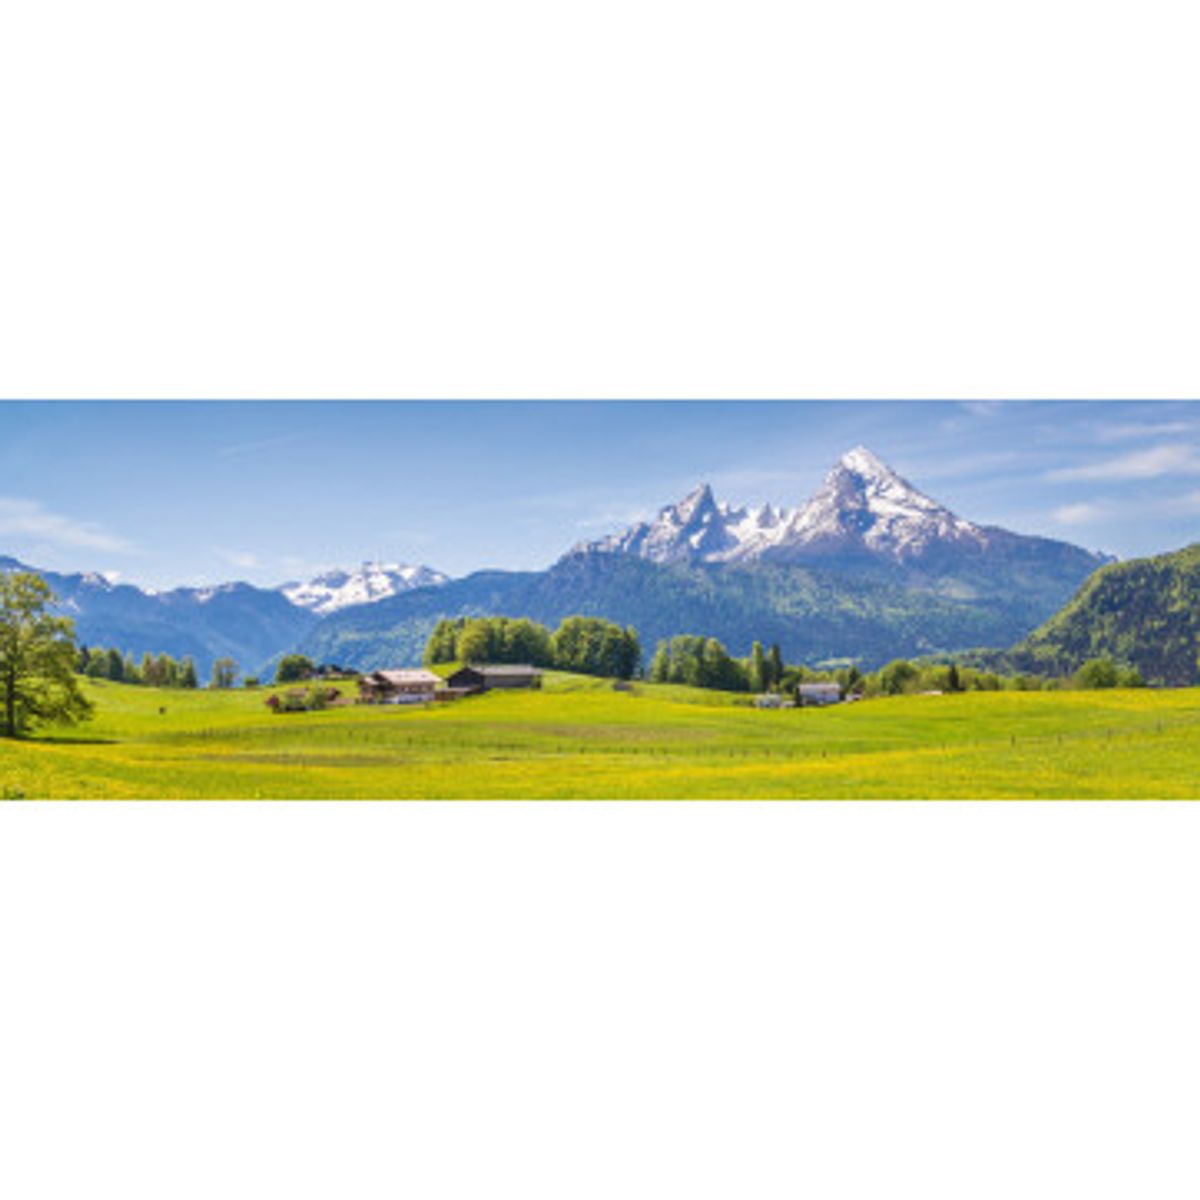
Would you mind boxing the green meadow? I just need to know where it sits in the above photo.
[2,672,1198,799]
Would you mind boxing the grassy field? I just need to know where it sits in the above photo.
[1,672,1198,799]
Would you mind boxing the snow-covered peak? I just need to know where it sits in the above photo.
[838,445,894,479]
[573,448,990,566]
[578,483,742,564]
[280,561,448,615]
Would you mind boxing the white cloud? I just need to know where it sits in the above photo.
[1094,420,1194,443]
[958,400,1003,418]
[1052,502,1106,526]
[1046,444,1200,482]
[216,548,261,570]
[1163,490,1200,516]
[0,497,134,553]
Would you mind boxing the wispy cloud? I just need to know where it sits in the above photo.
[215,548,261,570]
[1046,444,1200,482]
[0,497,135,553]
[958,400,1004,418]
[1094,420,1194,443]
[1051,501,1107,526]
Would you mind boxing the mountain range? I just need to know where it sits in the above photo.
[1,448,1119,675]
[299,449,1110,671]
[0,556,445,677]
[579,447,1004,566]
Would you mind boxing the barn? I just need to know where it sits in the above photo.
[358,668,441,705]
[446,664,543,693]
[797,682,843,707]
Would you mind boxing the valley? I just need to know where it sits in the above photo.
[3,673,1198,799]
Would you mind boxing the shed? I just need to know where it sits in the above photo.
[359,668,441,705]
[797,682,842,707]
[446,664,543,693]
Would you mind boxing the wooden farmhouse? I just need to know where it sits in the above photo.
[358,668,441,705]
[446,664,543,693]
[797,682,843,707]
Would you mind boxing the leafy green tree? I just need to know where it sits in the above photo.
[210,657,238,689]
[104,647,125,681]
[275,654,315,684]
[618,626,641,680]
[157,653,179,688]
[123,652,140,684]
[0,572,94,738]
[749,641,765,692]
[85,647,109,678]
[946,663,961,693]
[879,659,919,696]
[1075,658,1120,689]
[243,676,260,688]
[179,657,198,689]
[649,641,670,682]
[457,621,492,665]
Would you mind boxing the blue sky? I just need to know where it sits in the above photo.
[2,400,1198,589]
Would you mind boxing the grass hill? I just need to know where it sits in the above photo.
[2,673,1198,798]
[1003,543,1200,686]
[296,548,1102,672]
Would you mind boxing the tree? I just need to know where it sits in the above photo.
[275,654,315,684]
[1075,658,1120,689]
[457,621,492,665]
[749,641,766,693]
[210,657,238,689]
[105,647,125,682]
[649,642,670,683]
[766,644,784,689]
[618,626,641,680]
[0,572,94,738]
[879,659,919,696]
[946,663,961,693]
[180,657,198,689]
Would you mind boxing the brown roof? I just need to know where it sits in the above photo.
[458,664,542,678]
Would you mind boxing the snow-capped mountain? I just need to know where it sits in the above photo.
[579,447,1015,565]
[279,562,449,616]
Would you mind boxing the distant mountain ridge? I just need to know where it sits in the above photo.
[281,562,449,615]
[0,555,447,676]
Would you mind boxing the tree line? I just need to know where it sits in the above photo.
[78,645,201,688]
[78,645,252,689]
[424,615,641,680]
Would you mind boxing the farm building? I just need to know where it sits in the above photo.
[797,682,843,707]
[359,668,441,705]
[446,664,543,693]
[755,693,785,708]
